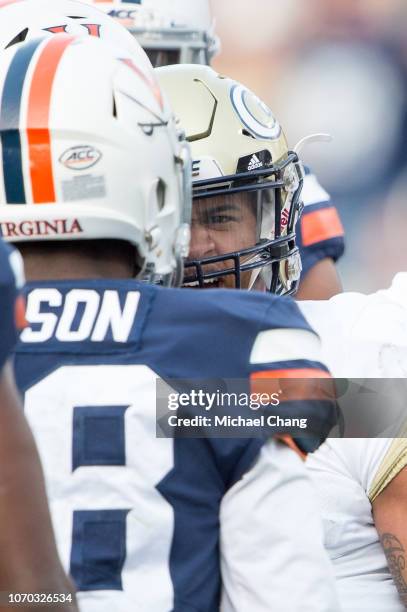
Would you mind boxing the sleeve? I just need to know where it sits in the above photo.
[0,242,25,370]
[324,438,394,502]
[297,167,345,276]
[247,295,339,453]
[220,438,340,612]
[369,436,407,503]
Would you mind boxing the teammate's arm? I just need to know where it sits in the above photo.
[295,167,345,300]
[296,257,342,300]
[0,362,77,612]
[373,467,407,608]
[220,438,339,612]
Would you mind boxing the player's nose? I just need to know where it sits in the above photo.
[188,224,217,260]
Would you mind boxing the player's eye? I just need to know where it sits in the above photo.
[208,214,236,224]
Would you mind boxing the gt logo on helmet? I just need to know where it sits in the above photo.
[230,84,281,140]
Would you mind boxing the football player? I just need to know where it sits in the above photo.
[302,278,407,612]
[80,0,345,299]
[0,0,150,71]
[157,62,407,612]
[0,239,77,612]
[156,63,310,295]
[0,30,339,612]
[71,0,220,66]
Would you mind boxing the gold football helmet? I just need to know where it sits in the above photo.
[156,64,304,294]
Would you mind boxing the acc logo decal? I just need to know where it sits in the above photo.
[108,9,138,21]
[230,84,281,140]
[59,146,102,171]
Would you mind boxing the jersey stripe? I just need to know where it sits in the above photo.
[301,207,344,247]
[15,294,27,329]
[369,437,407,502]
[27,35,74,203]
[251,369,334,402]
[0,38,41,203]
[252,368,331,379]
[250,328,321,365]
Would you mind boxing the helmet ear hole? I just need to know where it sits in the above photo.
[241,129,255,139]
[112,95,117,119]
[6,28,28,49]
[156,179,166,211]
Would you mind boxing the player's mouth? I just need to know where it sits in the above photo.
[182,277,226,289]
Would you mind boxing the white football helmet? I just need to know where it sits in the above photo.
[79,0,219,66]
[0,34,191,286]
[0,0,151,73]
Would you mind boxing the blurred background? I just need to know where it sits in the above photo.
[211,0,407,292]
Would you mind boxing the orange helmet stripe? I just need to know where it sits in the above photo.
[27,35,75,204]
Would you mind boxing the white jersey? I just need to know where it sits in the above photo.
[306,438,400,611]
[300,272,407,378]
[300,273,407,611]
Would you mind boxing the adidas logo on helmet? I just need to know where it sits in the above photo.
[247,154,263,171]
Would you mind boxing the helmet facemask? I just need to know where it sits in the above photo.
[133,28,215,67]
[109,0,219,67]
[184,153,304,295]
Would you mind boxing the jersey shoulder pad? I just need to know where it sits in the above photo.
[381,273,407,308]
[302,166,331,207]
[299,167,345,271]
[156,286,313,335]
[301,282,407,377]
[149,288,324,379]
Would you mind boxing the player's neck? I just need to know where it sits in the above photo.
[16,247,134,282]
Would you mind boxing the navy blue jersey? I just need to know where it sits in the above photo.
[0,239,23,370]
[297,167,345,277]
[15,280,336,611]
